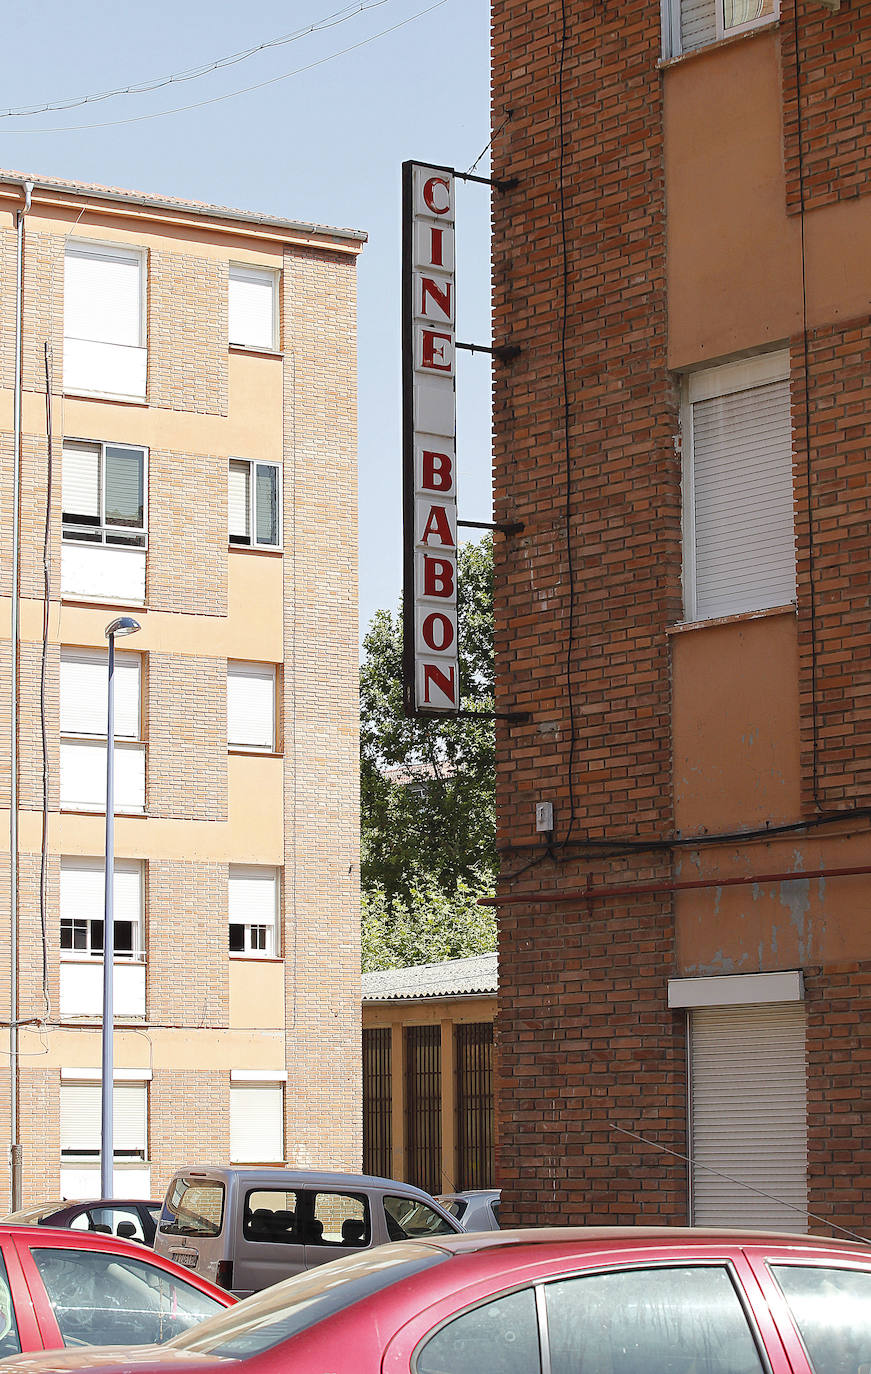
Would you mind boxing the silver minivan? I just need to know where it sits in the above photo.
[153,1167,463,1297]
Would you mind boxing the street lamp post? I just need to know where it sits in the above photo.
[101,616,141,1200]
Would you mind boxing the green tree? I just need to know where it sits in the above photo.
[360,537,496,970]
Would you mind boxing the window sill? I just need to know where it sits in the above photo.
[229,344,283,359]
[64,388,148,407]
[228,544,283,557]
[659,17,779,68]
[228,747,282,758]
[61,594,147,610]
[668,603,795,635]
[60,806,147,818]
[229,954,283,963]
[60,956,146,965]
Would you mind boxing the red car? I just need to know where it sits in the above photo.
[0,1224,232,1355]
[0,1227,867,1374]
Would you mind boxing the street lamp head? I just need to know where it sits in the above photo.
[104,616,141,640]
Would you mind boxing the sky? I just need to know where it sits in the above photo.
[0,0,494,642]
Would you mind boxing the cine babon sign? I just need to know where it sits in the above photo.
[401,161,459,717]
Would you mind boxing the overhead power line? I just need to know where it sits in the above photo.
[0,0,389,120]
[0,1,447,136]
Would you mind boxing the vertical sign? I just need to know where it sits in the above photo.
[402,161,459,716]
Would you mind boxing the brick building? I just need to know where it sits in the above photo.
[0,171,364,1208]
[490,1,871,1233]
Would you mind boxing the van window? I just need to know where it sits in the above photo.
[243,1191,300,1244]
[384,1196,456,1240]
[160,1179,224,1238]
[242,1190,371,1248]
[310,1193,370,1247]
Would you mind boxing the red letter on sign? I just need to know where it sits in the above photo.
[421,450,453,492]
[421,330,453,372]
[422,612,455,652]
[422,662,457,707]
[423,177,451,215]
[420,505,454,549]
[430,226,444,267]
[423,556,455,599]
[420,276,452,322]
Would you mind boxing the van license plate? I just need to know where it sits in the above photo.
[171,1250,198,1268]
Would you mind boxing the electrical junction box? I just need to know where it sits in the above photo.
[535,802,554,833]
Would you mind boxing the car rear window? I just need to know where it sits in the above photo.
[171,1245,448,1357]
[160,1179,224,1239]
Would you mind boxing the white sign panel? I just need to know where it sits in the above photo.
[402,162,459,716]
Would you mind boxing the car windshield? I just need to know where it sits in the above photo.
[159,1180,224,1238]
[171,1244,447,1357]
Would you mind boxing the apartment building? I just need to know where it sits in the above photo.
[490,0,871,1233]
[0,171,364,1207]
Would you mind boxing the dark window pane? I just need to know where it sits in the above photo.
[417,1287,540,1374]
[546,1265,764,1374]
[772,1264,871,1374]
[105,447,144,528]
[229,925,244,952]
[91,920,104,953]
[114,920,134,956]
[255,464,279,546]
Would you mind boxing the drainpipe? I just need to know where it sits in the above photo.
[10,179,33,1212]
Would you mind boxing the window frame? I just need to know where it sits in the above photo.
[228,864,280,959]
[662,0,779,58]
[62,439,149,549]
[228,458,282,550]
[60,1076,149,1162]
[60,646,142,743]
[60,857,144,964]
[680,349,794,624]
[230,1081,285,1164]
[228,263,279,353]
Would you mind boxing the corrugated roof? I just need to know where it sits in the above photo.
[362,952,497,1002]
[0,168,366,245]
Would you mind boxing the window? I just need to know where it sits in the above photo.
[228,459,281,548]
[0,1252,21,1360]
[31,1247,223,1346]
[545,1266,764,1374]
[229,263,278,351]
[772,1264,871,1374]
[60,648,145,813]
[682,351,795,622]
[665,0,778,57]
[229,866,279,956]
[383,1195,456,1241]
[61,1078,148,1162]
[417,1288,540,1374]
[230,1082,284,1163]
[64,241,147,400]
[63,441,146,547]
[227,661,276,751]
[60,858,143,961]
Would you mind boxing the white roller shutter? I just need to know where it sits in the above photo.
[690,1002,808,1231]
[230,1084,283,1163]
[227,663,275,750]
[65,243,143,348]
[60,1081,147,1155]
[229,266,276,350]
[229,867,278,926]
[63,443,100,521]
[228,460,250,540]
[61,649,140,739]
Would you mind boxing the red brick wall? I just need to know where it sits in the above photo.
[491,0,686,1222]
[804,963,871,1237]
[791,321,871,811]
[782,0,871,215]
